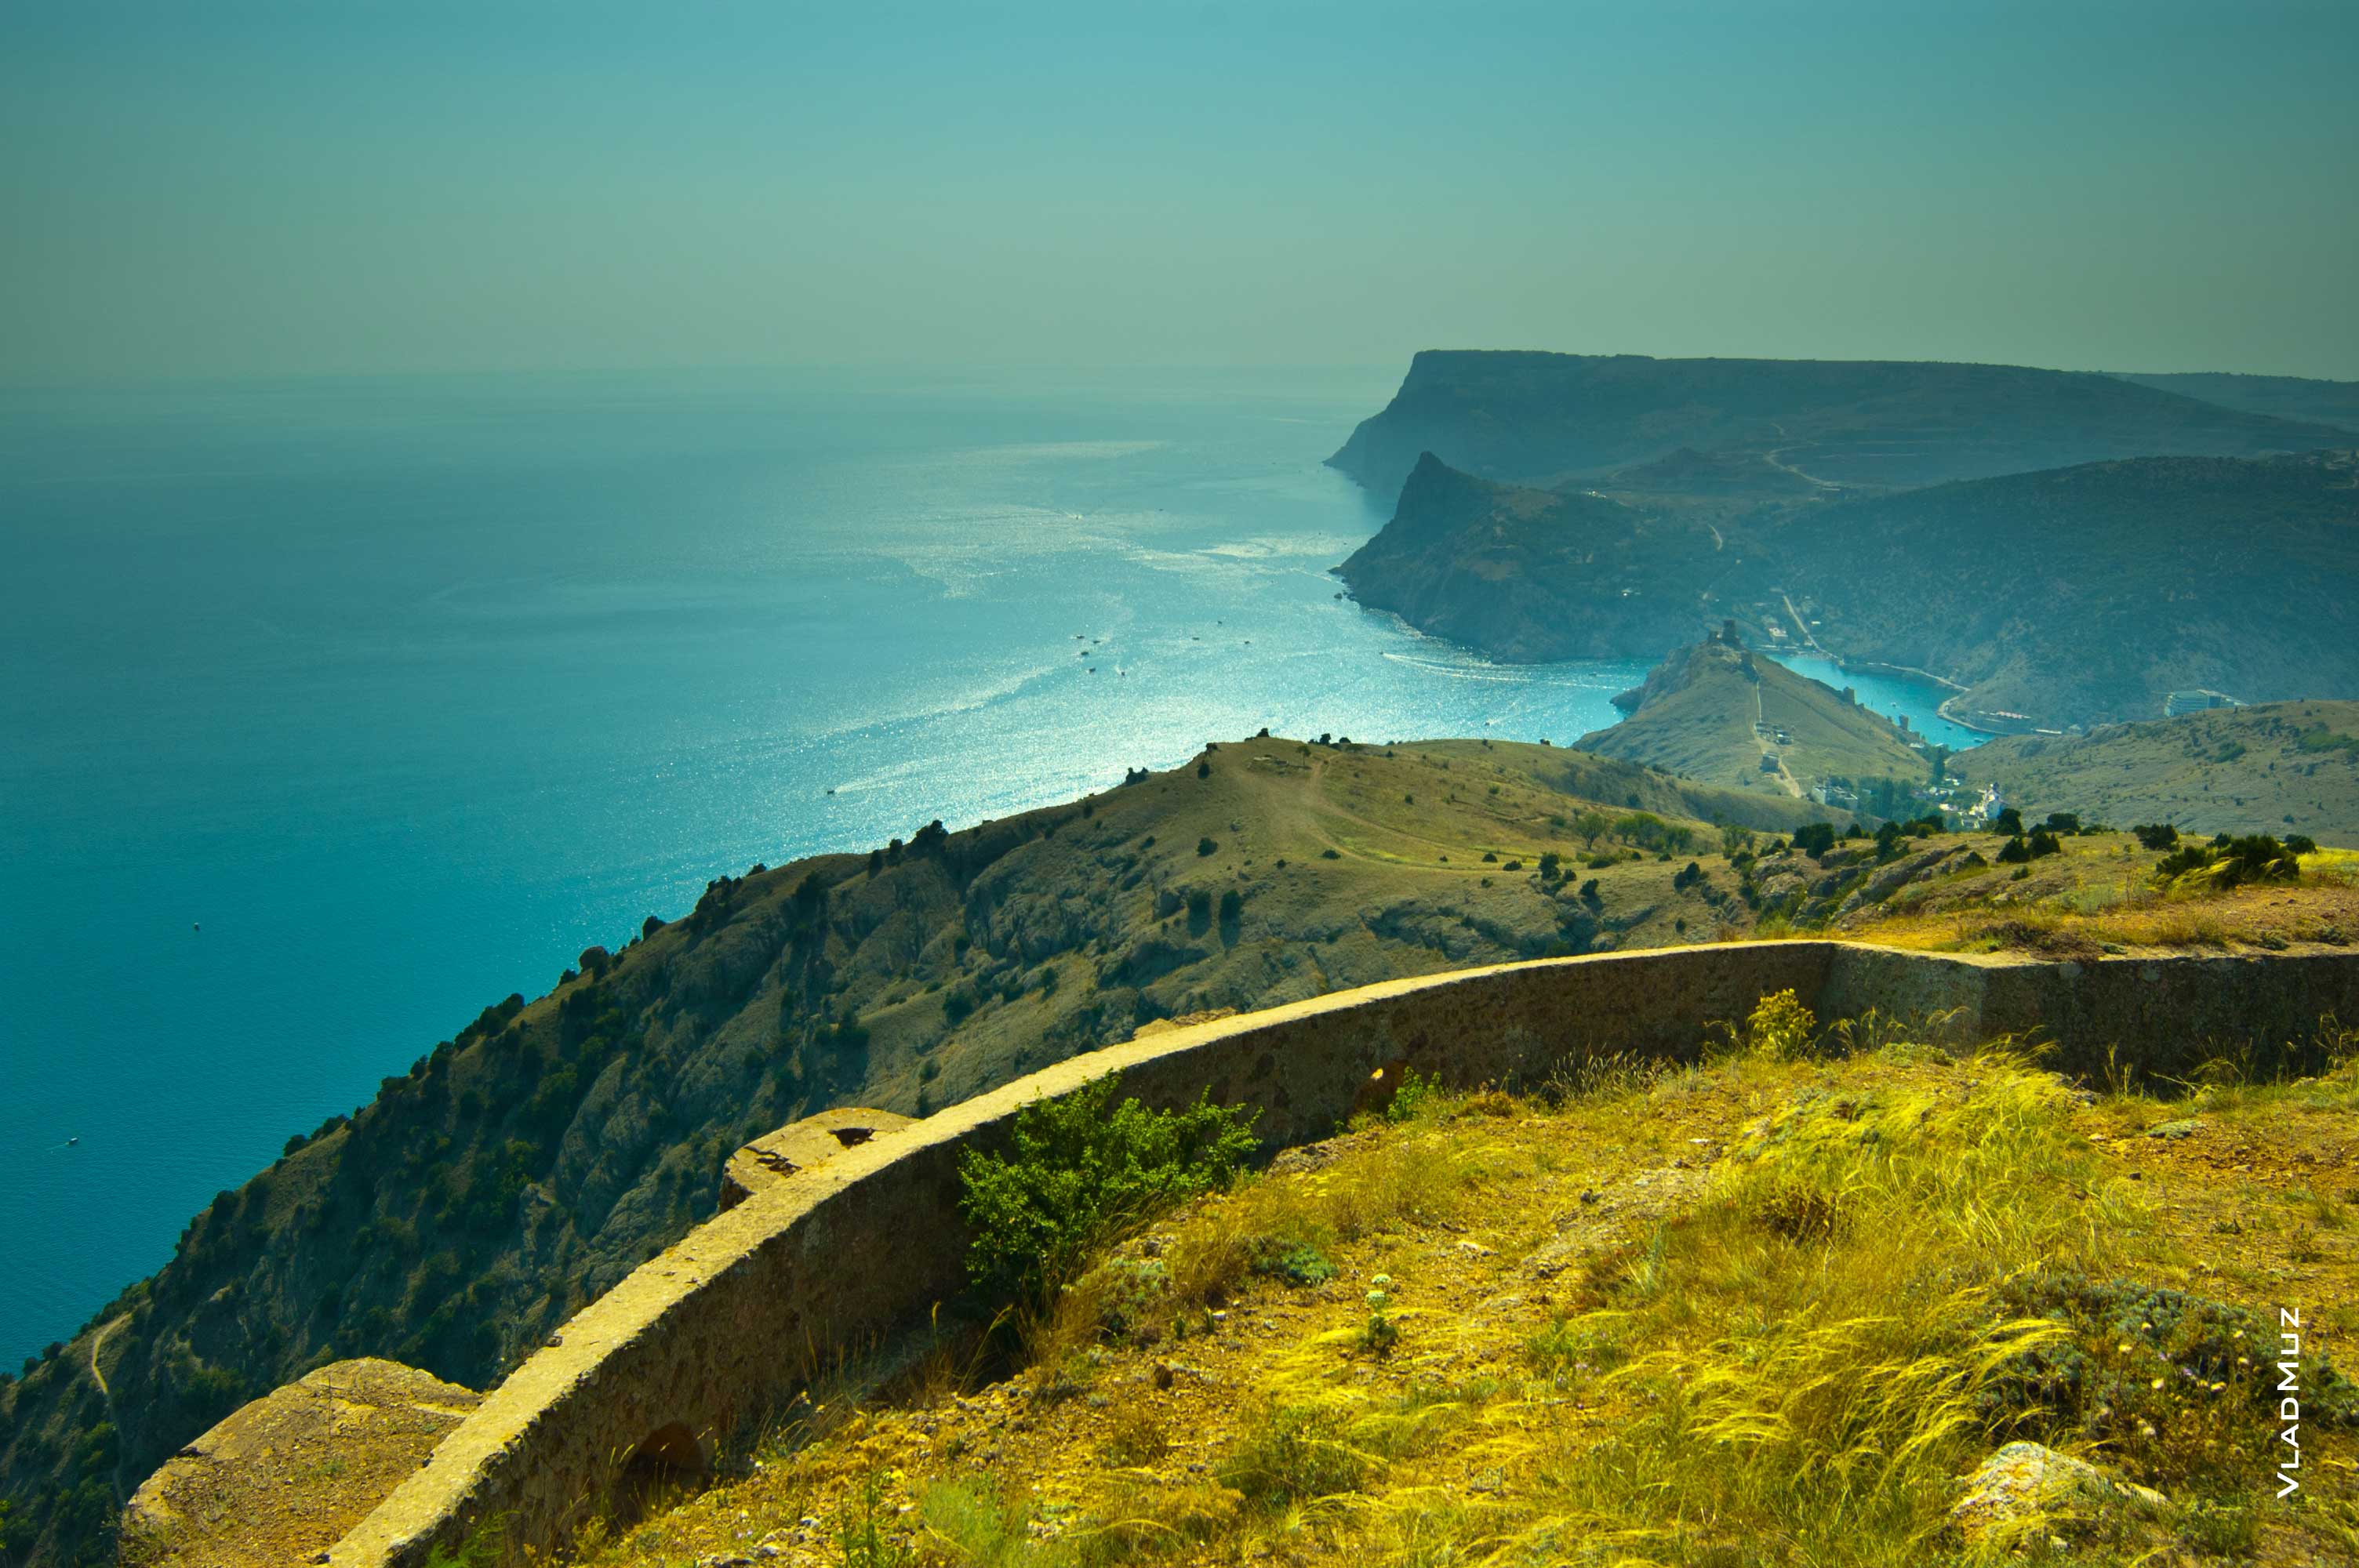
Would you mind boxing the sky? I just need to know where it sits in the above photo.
[2,1,2356,384]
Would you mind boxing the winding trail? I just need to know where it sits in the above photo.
[1761,420,1845,491]
[89,1315,129,1502]
[87,1316,121,1400]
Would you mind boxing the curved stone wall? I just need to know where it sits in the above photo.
[322,940,2359,1566]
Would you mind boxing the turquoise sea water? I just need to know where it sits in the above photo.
[0,368,1972,1362]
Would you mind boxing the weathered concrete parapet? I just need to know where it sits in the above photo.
[1820,943,2359,1081]
[122,1359,479,1568]
[718,1107,911,1211]
[305,941,2359,1567]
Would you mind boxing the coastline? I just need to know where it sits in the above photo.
[1769,647,2019,740]
[1935,692,2016,738]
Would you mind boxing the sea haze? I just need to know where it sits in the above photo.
[0,367,1972,1361]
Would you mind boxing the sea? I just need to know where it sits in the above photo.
[0,366,1981,1364]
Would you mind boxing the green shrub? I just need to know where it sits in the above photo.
[2154,833,2302,887]
[1197,836,1218,857]
[421,1515,507,1568]
[1983,1275,2359,1490]
[958,1080,1259,1305]
[1078,1254,1172,1342]
[2295,725,2359,754]
[1383,1065,1441,1123]
[1219,1401,1372,1508]
[1251,1240,1338,1287]
[1743,989,1818,1060]
[833,1471,914,1568]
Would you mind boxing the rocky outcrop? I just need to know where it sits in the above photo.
[1831,843,1976,919]
[1334,454,1725,663]
[120,1359,478,1568]
[1951,1441,2168,1548]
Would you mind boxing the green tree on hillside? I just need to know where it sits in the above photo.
[957,1080,1258,1305]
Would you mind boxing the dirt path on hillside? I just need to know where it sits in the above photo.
[1761,421,1844,491]
[87,1316,121,1401]
[89,1316,125,1499]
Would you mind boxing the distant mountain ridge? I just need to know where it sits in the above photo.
[2107,371,2359,434]
[1336,440,2359,729]
[1772,449,2359,727]
[1327,350,2354,498]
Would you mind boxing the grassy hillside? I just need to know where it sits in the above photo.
[1334,452,1729,662]
[1576,637,1929,800]
[2111,370,2359,433]
[0,736,1821,1567]
[1952,701,2359,847]
[570,1006,2359,1568]
[1325,350,2351,497]
[24,743,2354,1564]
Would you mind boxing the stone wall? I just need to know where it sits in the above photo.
[314,941,2359,1566]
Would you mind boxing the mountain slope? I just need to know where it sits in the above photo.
[1338,449,2359,729]
[1577,637,1929,798]
[1326,350,2351,497]
[0,737,1819,1567]
[1772,449,2359,727]
[1950,700,2359,846]
[1334,452,1732,661]
[2110,371,2359,434]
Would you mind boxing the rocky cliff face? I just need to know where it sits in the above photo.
[1334,452,1728,662]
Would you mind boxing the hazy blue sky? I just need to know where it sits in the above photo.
[4,1,2354,383]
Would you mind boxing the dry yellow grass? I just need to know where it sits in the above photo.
[560,1006,2359,1568]
[1841,837,2359,956]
